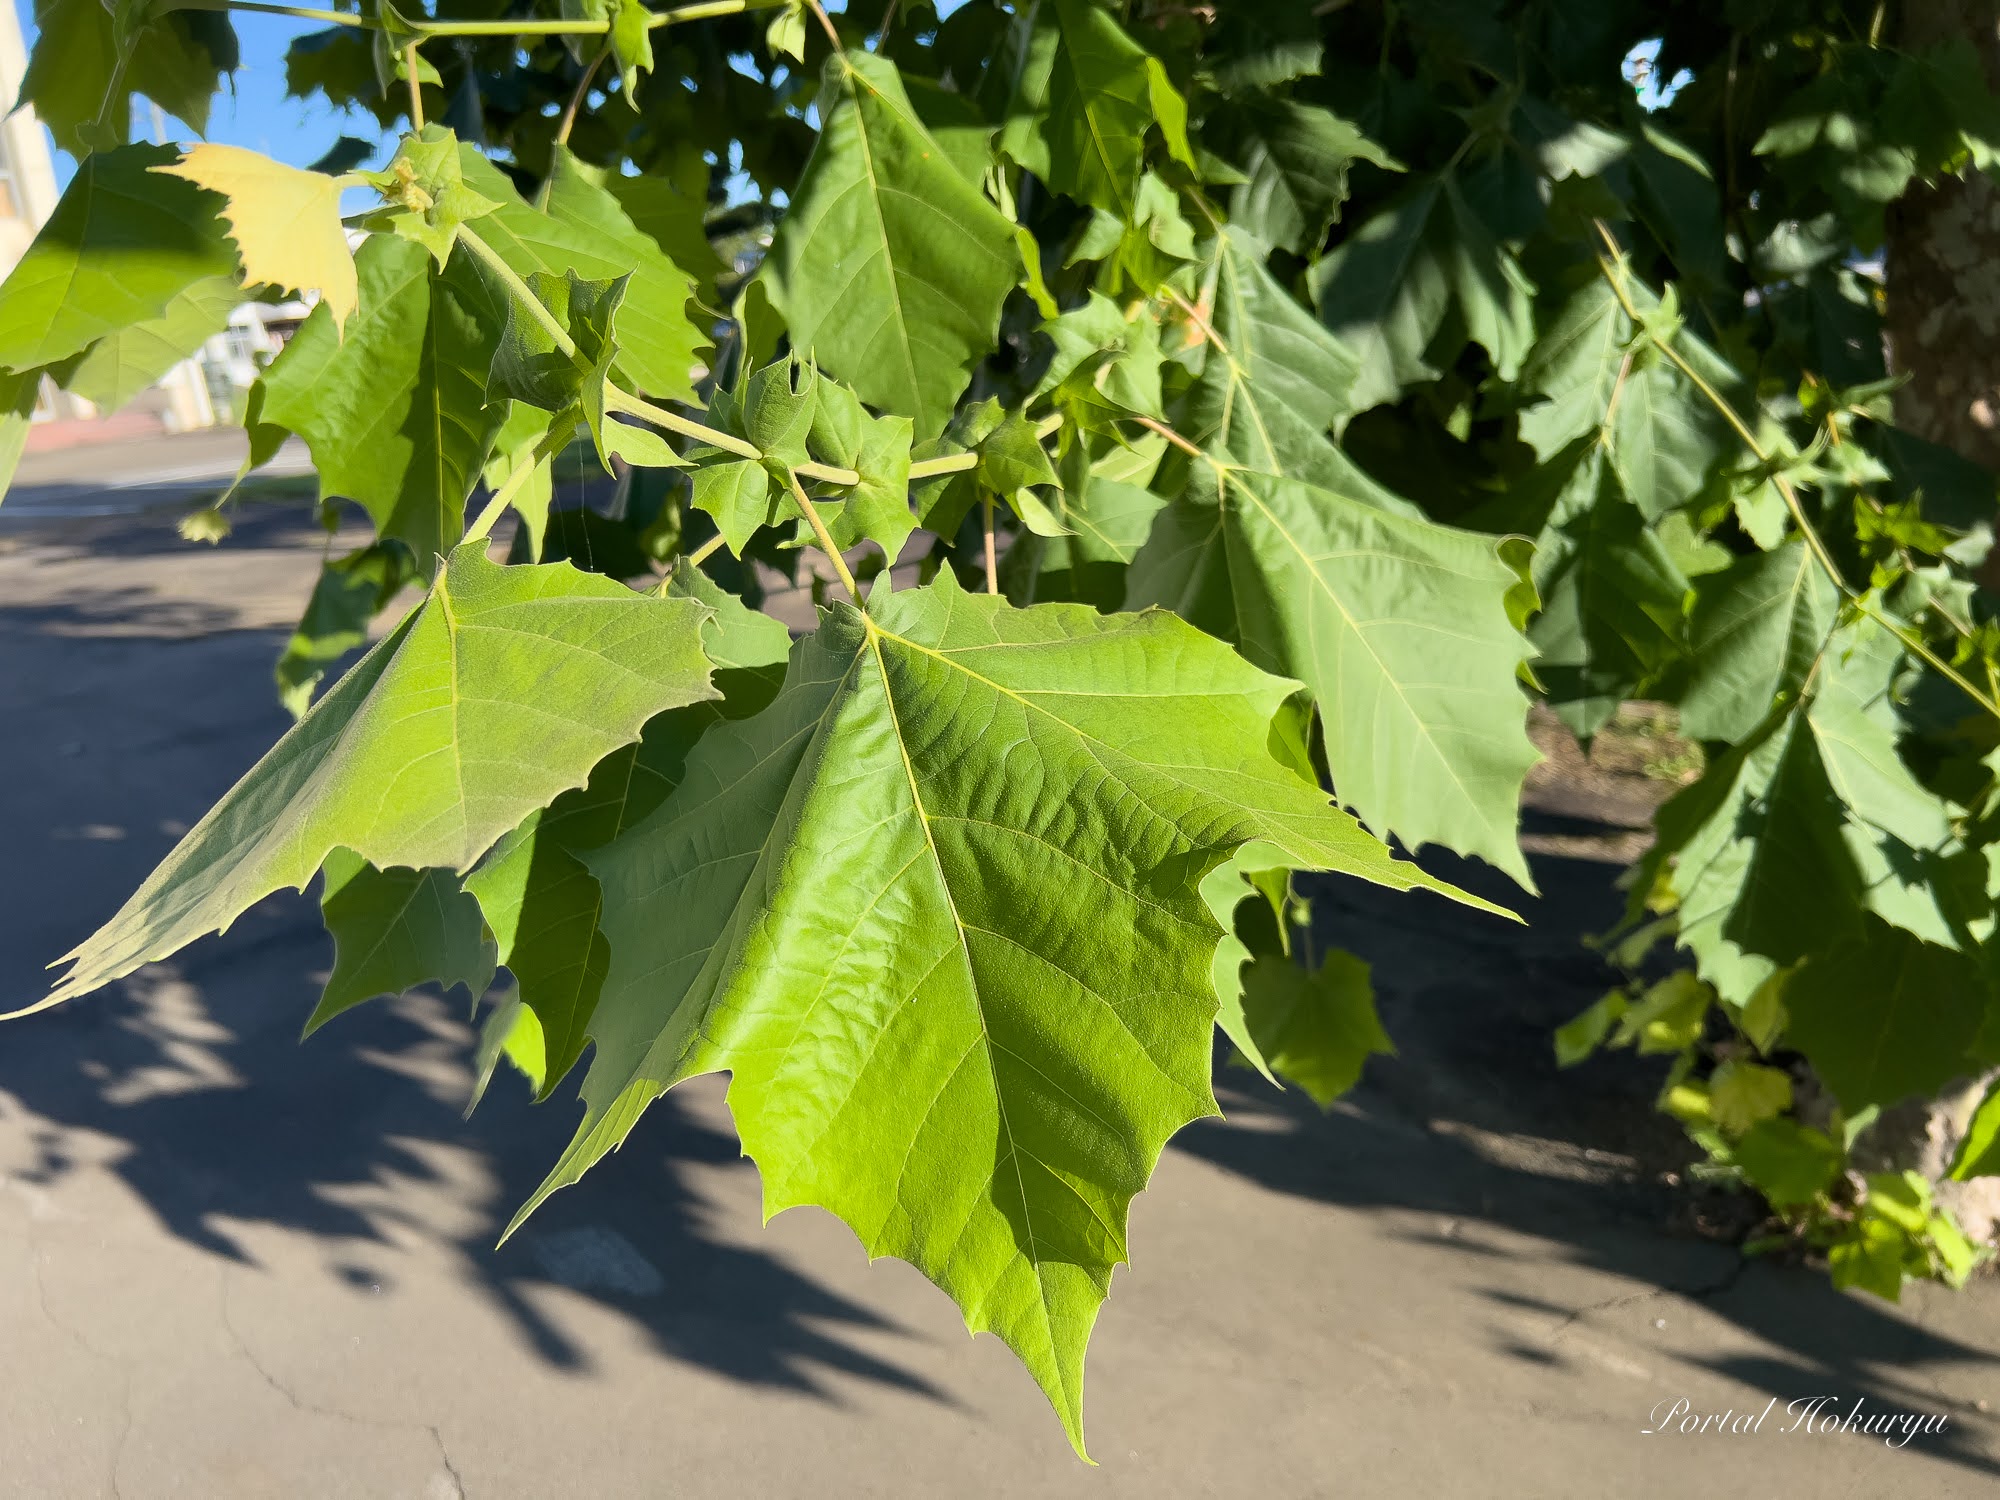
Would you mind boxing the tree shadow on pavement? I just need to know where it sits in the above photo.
[0,504,949,1417]
[0,910,948,1407]
[1172,825,2000,1482]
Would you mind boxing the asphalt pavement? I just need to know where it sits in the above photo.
[0,451,1995,1497]
[4,430,315,522]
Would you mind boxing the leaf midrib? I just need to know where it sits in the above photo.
[858,617,1056,1376]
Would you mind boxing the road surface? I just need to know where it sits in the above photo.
[4,429,314,522]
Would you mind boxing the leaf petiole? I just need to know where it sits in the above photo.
[907,451,977,480]
[463,442,550,547]
[786,467,860,601]
[805,0,843,49]
[455,225,579,361]
[405,43,425,130]
[981,491,998,594]
[601,386,757,460]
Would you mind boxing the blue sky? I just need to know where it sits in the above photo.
[16,2,396,187]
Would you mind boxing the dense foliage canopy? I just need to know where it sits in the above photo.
[7,0,2000,1454]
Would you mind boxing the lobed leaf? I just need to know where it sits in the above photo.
[157,146,358,331]
[24,546,717,1017]
[1237,950,1392,1108]
[20,0,237,155]
[57,275,241,414]
[308,851,497,1034]
[462,564,792,1093]
[1640,624,1965,1006]
[515,576,1498,1454]
[1129,463,1541,884]
[257,235,504,571]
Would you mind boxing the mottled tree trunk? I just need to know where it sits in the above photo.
[1885,2,2000,466]
[1878,0,2000,1245]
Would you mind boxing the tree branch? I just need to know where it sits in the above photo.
[1591,221,2000,723]
[163,0,783,38]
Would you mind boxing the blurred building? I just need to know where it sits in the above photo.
[0,4,226,443]
[0,2,59,272]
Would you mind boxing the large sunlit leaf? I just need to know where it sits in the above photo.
[514,576,1496,1454]
[23,546,717,1016]
[462,564,792,1094]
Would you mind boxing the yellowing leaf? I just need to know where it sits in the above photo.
[1708,1059,1794,1136]
[157,145,358,332]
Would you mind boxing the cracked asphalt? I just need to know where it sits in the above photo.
[1,459,1997,1497]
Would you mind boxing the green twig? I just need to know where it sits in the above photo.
[602,386,759,460]
[166,0,366,25]
[164,0,780,36]
[981,491,998,594]
[93,48,135,138]
[1131,414,1210,464]
[805,0,843,50]
[598,393,856,481]
[552,45,609,152]
[686,532,727,566]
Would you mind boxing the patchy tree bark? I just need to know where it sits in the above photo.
[1885,3,2000,468]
